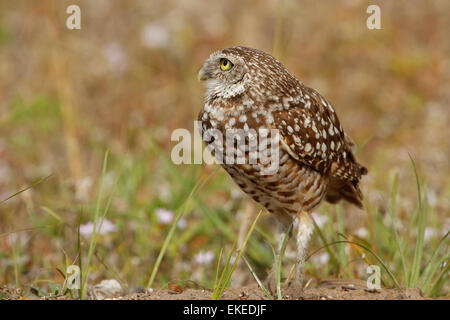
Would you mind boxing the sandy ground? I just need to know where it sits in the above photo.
[118,279,426,300]
[3,279,442,300]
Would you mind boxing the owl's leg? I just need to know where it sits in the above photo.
[265,212,292,294]
[289,211,314,297]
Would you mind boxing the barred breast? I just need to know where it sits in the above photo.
[199,105,327,217]
[222,149,327,216]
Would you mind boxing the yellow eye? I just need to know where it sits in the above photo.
[220,58,233,71]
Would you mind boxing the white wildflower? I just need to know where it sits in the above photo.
[75,176,93,202]
[310,212,329,228]
[79,219,118,237]
[155,208,174,225]
[140,23,170,49]
[0,160,12,184]
[103,43,128,74]
[424,227,436,242]
[312,252,330,265]
[177,218,187,229]
[194,250,214,266]
[356,227,368,238]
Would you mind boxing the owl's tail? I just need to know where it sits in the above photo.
[325,163,367,209]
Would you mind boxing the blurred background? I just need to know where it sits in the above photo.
[0,0,448,298]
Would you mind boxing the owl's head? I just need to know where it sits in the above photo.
[198,46,297,101]
[198,47,249,100]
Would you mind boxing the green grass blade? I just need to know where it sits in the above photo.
[336,206,351,277]
[276,222,292,300]
[421,231,449,292]
[408,154,427,287]
[425,259,449,297]
[307,239,402,289]
[146,169,216,289]
[388,173,408,286]
[213,248,224,290]
[77,218,82,299]
[0,174,52,205]
[81,150,109,299]
[214,210,262,299]
[212,238,237,299]
[311,216,339,273]
[242,256,273,299]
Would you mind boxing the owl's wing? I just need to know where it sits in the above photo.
[271,86,366,183]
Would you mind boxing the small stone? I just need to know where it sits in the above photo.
[168,283,183,294]
[89,279,124,300]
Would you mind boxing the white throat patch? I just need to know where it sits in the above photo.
[205,78,246,100]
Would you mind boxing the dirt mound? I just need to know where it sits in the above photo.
[120,280,426,300]
[1,280,432,300]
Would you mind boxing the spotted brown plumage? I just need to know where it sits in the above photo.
[272,85,368,208]
[198,46,367,295]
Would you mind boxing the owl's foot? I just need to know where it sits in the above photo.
[284,279,306,299]
[263,276,306,299]
[263,271,291,297]
[263,272,277,296]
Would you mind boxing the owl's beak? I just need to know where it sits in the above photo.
[197,66,210,81]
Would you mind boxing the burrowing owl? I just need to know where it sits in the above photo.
[198,46,367,294]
